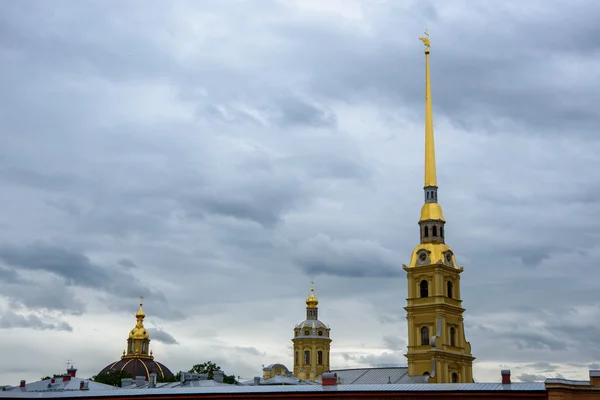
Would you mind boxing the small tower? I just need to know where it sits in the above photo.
[403,31,475,384]
[292,284,332,381]
[125,296,151,358]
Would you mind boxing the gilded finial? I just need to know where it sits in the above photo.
[306,281,319,308]
[139,295,144,307]
[419,29,430,52]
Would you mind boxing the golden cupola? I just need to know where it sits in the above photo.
[305,287,319,308]
[129,300,149,340]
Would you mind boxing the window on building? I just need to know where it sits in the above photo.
[142,342,146,353]
[433,226,437,236]
[318,330,323,336]
[129,342,133,353]
[450,327,456,346]
[295,351,298,365]
[318,351,323,365]
[440,226,444,238]
[423,371,430,376]
[421,326,430,346]
[452,373,458,383]
[420,280,428,298]
[424,226,429,237]
[447,281,453,299]
[304,350,310,365]
[304,330,309,336]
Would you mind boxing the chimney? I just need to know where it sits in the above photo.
[62,374,71,383]
[149,373,157,388]
[321,372,338,386]
[19,380,26,388]
[590,370,600,387]
[253,377,261,386]
[501,370,511,384]
[67,366,77,377]
[121,378,133,388]
[50,378,55,384]
[213,371,224,384]
[79,381,89,390]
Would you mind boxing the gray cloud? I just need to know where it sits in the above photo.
[233,346,266,357]
[517,373,548,383]
[294,234,402,278]
[147,328,179,345]
[0,242,177,318]
[382,336,405,351]
[0,0,599,385]
[118,258,137,269]
[0,311,72,332]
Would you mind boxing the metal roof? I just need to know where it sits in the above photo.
[2,377,115,393]
[0,382,547,398]
[330,367,426,385]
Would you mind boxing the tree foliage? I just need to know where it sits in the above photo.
[40,374,65,381]
[188,361,236,384]
[91,370,132,387]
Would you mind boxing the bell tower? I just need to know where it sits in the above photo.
[292,284,332,382]
[402,30,475,384]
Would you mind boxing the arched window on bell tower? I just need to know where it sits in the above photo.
[450,327,456,346]
[421,326,430,346]
[420,280,429,298]
[447,281,453,299]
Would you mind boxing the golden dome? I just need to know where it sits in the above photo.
[306,287,319,308]
[129,297,149,340]
[420,202,445,222]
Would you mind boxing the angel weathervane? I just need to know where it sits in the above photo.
[419,29,430,50]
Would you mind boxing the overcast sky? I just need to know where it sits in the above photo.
[1,0,600,385]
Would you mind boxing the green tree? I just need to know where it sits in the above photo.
[187,361,236,384]
[91,370,132,387]
[40,374,65,381]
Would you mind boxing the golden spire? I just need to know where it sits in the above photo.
[419,29,437,188]
[305,281,319,308]
[135,295,145,323]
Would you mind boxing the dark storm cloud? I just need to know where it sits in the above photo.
[1,280,85,314]
[0,311,72,332]
[293,234,402,278]
[0,242,172,314]
[264,95,337,129]
[118,258,137,269]
[147,328,179,345]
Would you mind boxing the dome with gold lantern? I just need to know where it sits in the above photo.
[291,283,332,382]
[97,297,174,382]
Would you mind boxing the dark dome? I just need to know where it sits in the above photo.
[99,358,174,381]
